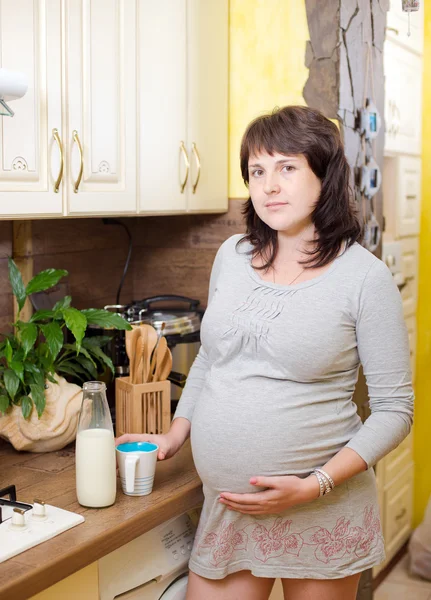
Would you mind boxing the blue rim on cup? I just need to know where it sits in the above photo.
[116,441,159,495]
[116,441,158,453]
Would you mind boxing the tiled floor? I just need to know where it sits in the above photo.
[375,555,431,600]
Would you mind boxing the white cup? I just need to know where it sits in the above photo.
[116,441,159,496]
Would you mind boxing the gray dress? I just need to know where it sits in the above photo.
[173,234,414,580]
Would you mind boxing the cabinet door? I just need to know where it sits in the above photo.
[138,0,187,214]
[397,156,421,237]
[404,314,417,383]
[383,464,414,562]
[66,0,137,216]
[0,0,63,218]
[400,236,419,317]
[386,0,424,56]
[384,40,422,156]
[186,0,228,213]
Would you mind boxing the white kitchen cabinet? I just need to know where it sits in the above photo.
[138,0,188,214]
[65,0,137,215]
[186,0,228,213]
[373,434,414,577]
[386,0,424,56]
[382,155,421,238]
[384,39,423,156]
[400,236,419,318]
[65,0,137,216]
[0,0,64,217]
[1,0,227,219]
[405,314,417,382]
[138,0,228,215]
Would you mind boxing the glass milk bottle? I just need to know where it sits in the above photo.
[75,381,117,507]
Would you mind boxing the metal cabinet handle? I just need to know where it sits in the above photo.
[72,130,84,193]
[395,507,407,521]
[191,142,201,194]
[52,129,64,193]
[179,141,190,193]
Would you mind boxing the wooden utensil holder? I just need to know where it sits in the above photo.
[115,377,171,437]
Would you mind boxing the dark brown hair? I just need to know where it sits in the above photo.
[238,105,362,269]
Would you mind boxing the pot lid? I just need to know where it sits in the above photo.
[132,310,201,336]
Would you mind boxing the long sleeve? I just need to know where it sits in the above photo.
[172,242,224,423]
[345,258,414,468]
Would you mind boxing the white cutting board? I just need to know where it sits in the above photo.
[0,504,85,563]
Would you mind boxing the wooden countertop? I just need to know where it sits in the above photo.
[0,439,203,600]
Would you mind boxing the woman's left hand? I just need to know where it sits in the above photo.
[219,475,320,515]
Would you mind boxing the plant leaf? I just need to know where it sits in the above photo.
[82,335,112,348]
[89,346,115,376]
[24,362,41,374]
[5,339,13,364]
[56,364,81,379]
[53,295,72,312]
[46,372,58,385]
[29,384,46,417]
[29,309,55,322]
[59,360,89,377]
[20,396,33,419]
[18,322,38,356]
[0,395,9,414]
[40,322,64,361]
[75,356,98,379]
[26,269,68,295]
[8,258,27,313]
[63,308,87,349]
[4,369,20,400]
[81,309,132,330]
[9,360,24,383]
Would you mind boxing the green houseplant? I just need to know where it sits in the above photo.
[0,259,132,419]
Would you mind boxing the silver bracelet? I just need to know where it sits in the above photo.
[315,468,335,491]
[312,470,332,496]
[312,471,326,497]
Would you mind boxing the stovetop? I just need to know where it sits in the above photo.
[0,484,85,564]
[0,485,32,523]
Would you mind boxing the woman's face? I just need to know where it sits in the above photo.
[248,151,322,236]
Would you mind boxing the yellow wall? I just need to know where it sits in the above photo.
[414,4,431,527]
[228,0,309,197]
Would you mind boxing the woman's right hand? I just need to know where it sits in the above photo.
[115,432,180,461]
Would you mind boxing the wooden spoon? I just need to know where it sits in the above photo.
[126,326,141,381]
[152,338,173,382]
[133,335,144,384]
[140,328,148,384]
[140,324,158,383]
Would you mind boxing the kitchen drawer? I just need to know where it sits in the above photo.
[383,464,413,562]
[404,314,417,382]
[382,156,422,238]
[400,237,419,317]
[383,433,413,487]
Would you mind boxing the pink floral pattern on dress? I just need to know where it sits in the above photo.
[300,516,352,563]
[198,520,248,566]
[346,505,382,558]
[250,517,303,563]
[300,505,383,564]
[195,505,382,566]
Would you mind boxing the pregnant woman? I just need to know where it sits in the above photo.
[116,106,414,600]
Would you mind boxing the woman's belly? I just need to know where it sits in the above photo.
[190,377,361,494]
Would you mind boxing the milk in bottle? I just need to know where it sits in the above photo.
[75,381,116,507]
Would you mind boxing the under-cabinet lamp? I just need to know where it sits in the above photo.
[0,69,28,117]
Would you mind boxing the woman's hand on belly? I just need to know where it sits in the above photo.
[219,474,321,515]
